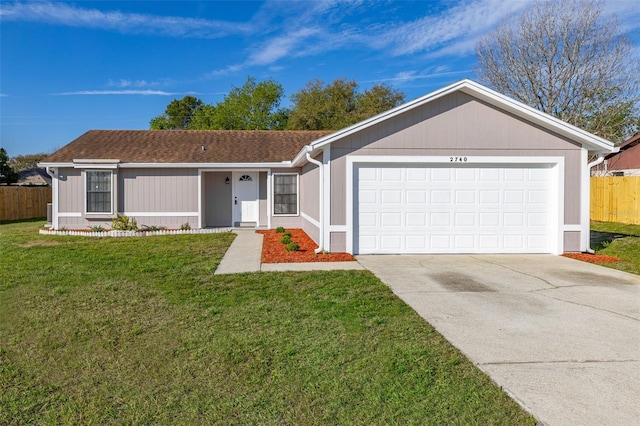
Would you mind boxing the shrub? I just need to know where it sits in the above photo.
[285,242,300,252]
[88,225,106,232]
[276,226,285,233]
[281,235,292,244]
[111,215,138,231]
[180,223,191,231]
[283,231,292,238]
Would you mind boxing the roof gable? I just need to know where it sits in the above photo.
[301,79,615,161]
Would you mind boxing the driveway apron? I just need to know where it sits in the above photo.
[357,254,640,426]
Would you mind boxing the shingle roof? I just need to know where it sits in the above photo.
[42,130,334,164]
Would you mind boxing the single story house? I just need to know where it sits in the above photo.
[40,79,615,255]
[17,167,52,186]
[592,133,640,176]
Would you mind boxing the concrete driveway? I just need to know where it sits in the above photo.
[357,254,640,426]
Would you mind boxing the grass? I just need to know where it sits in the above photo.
[591,221,640,275]
[1,220,534,425]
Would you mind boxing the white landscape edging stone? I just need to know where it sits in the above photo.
[39,228,233,237]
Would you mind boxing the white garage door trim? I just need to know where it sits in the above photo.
[345,156,565,255]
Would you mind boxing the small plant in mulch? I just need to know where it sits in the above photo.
[142,225,166,232]
[280,235,292,244]
[88,225,107,232]
[111,214,138,231]
[285,242,300,252]
[180,222,191,231]
[276,226,285,233]
[256,229,355,263]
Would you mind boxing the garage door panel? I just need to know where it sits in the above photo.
[356,164,555,254]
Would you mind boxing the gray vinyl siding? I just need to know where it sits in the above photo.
[57,168,83,213]
[327,92,584,252]
[330,232,346,253]
[119,168,198,213]
[300,156,320,220]
[204,172,232,227]
[563,231,581,253]
[270,216,302,228]
[300,156,321,244]
[259,172,268,226]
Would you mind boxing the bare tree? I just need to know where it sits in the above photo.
[475,0,639,143]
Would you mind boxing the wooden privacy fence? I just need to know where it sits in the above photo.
[591,176,640,225]
[0,186,52,221]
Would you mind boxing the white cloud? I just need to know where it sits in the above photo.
[360,68,470,85]
[247,28,321,65]
[366,0,531,57]
[52,90,177,96]
[0,1,250,38]
[107,79,156,88]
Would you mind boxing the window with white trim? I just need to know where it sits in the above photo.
[273,173,298,215]
[86,170,112,213]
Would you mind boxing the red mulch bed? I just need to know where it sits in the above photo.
[257,229,355,263]
[563,253,620,264]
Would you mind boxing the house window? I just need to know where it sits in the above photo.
[273,174,298,215]
[239,175,253,181]
[86,170,112,213]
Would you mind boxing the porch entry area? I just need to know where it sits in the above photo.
[203,171,267,228]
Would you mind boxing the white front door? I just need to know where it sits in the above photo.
[233,172,258,223]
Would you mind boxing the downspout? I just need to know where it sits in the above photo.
[305,151,324,254]
[585,154,605,253]
[44,166,56,229]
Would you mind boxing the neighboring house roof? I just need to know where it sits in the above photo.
[41,130,333,164]
[296,79,615,164]
[17,167,51,186]
[604,133,640,170]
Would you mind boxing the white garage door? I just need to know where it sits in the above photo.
[355,164,556,254]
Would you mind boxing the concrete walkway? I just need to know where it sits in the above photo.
[214,229,363,274]
[214,229,263,274]
[358,254,640,426]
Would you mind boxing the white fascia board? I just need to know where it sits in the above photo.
[119,162,293,169]
[305,78,615,155]
[74,163,119,169]
[39,162,74,168]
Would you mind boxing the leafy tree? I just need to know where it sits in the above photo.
[287,79,405,130]
[150,95,204,129]
[0,148,19,184]
[8,153,51,172]
[475,0,639,143]
[209,77,288,130]
[188,104,217,130]
[357,84,406,121]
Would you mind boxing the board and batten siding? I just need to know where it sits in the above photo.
[328,91,584,252]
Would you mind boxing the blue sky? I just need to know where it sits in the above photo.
[1,0,639,156]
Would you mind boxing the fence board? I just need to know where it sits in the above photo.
[590,176,640,225]
[0,186,52,221]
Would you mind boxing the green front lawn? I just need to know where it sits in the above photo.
[591,221,640,275]
[0,221,533,424]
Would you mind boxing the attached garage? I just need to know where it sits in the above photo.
[295,80,615,256]
[352,159,562,254]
